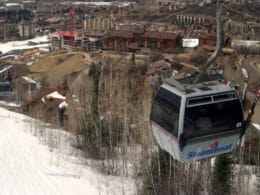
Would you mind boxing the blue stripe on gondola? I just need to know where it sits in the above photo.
[151,120,179,144]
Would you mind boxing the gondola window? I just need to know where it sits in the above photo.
[151,88,181,136]
[184,94,243,138]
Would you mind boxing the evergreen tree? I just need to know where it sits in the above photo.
[89,62,100,116]
[212,154,234,195]
[131,53,135,65]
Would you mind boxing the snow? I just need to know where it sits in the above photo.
[0,36,49,55]
[88,37,99,42]
[252,123,260,131]
[241,68,249,79]
[26,62,33,66]
[0,65,12,74]
[59,101,68,109]
[46,91,66,100]
[41,97,46,104]
[22,76,41,89]
[39,47,51,52]
[22,76,38,85]
[0,101,20,107]
[0,107,136,194]
[182,38,199,48]
[5,3,20,7]
[233,164,259,194]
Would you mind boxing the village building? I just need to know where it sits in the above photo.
[22,86,69,127]
[102,30,181,52]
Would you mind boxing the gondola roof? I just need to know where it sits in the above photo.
[162,79,235,98]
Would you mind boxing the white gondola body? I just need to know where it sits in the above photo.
[150,81,244,162]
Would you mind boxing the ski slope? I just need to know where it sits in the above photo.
[0,107,135,195]
[0,36,49,55]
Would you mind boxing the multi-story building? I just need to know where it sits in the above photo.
[224,20,260,40]
[83,15,114,32]
[102,30,181,52]
[0,21,18,41]
[18,20,36,39]
[229,0,259,4]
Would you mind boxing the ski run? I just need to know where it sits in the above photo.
[0,106,136,195]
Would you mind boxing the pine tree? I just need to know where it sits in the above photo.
[131,53,135,65]
[89,63,100,117]
[212,154,234,195]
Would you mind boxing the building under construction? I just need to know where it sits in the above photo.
[50,31,79,49]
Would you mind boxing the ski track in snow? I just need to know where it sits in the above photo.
[0,107,135,195]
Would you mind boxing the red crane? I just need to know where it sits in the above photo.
[69,6,75,47]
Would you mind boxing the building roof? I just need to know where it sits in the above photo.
[22,85,68,111]
[46,91,66,100]
[52,31,79,37]
[142,31,177,40]
[146,60,171,75]
[199,34,209,39]
[109,31,134,39]
[133,29,145,34]
[128,42,141,50]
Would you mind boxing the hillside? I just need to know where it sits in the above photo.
[0,106,136,194]
[29,52,92,85]
[4,46,259,194]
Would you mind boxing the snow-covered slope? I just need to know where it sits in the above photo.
[0,36,49,54]
[0,107,136,195]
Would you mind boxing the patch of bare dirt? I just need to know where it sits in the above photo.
[29,52,92,85]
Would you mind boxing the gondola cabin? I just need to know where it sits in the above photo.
[150,80,244,162]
